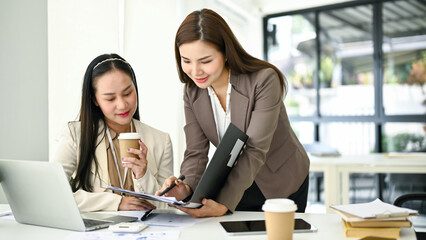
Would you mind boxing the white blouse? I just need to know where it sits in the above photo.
[207,82,232,142]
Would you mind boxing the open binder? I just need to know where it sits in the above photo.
[108,123,249,208]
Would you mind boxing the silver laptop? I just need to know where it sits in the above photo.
[0,159,137,231]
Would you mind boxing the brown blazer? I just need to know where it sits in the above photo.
[180,68,310,211]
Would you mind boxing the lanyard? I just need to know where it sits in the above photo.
[105,121,133,192]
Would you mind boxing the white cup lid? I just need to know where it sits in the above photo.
[118,133,141,140]
[262,198,297,212]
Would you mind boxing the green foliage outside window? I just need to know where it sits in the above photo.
[320,56,333,87]
[385,50,426,86]
[382,133,426,152]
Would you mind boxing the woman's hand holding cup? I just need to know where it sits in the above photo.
[118,133,148,179]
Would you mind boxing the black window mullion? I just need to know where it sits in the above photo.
[262,17,269,62]
[373,2,384,153]
[315,10,321,142]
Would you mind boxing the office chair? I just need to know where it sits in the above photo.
[393,192,426,239]
[386,174,426,203]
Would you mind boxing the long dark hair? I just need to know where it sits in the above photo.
[174,8,287,96]
[71,53,140,192]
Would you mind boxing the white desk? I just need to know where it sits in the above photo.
[0,204,417,240]
[309,153,426,211]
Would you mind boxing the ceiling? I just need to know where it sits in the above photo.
[317,0,426,44]
[216,0,355,19]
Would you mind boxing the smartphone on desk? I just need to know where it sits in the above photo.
[220,218,317,236]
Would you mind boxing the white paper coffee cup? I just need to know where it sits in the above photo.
[118,133,140,158]
[262,198,297,240]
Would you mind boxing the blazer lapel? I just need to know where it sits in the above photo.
[193,90,219,146]
[134,121,158,176]
[230,76,249,132]
[93,121,110,188]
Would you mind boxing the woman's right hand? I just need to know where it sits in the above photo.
[155,176,191,201]
[118,196,156,211]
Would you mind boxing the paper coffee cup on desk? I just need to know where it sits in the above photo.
[262,198,297,240]
[118,133,140,158]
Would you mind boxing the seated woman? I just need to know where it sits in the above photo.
[53,53,173,212]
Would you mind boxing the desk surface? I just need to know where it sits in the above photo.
[309,153,426,209]
[309,153,426,166]
[0,204,416,240]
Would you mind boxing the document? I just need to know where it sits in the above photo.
[102,209,208,228]
[331,198,418,219]
[107,186,187,207]
[66,230,180,240]
[142,212,209,228]
[334,209,411,228]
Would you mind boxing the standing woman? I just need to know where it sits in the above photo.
[158,9,310,217]
[53,53,173,212]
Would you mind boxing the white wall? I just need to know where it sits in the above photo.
[123,0,184,174]
[48,0,121,160]
[0,0,48,203]
[0,0,48,161]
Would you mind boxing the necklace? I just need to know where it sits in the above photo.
[105,120,134,193]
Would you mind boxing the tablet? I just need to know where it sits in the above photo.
[220,218,317,236]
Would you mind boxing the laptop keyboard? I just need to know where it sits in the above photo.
[83,218,110,228]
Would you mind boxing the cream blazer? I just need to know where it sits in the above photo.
[181,68,310,211]
[52,119,173,211]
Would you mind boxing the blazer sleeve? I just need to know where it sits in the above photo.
[216,69,283,211]
[51,122,79,179]
[52,122,122,212]
[180,86,211,192]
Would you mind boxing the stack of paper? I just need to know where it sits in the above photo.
[331,199,418,238]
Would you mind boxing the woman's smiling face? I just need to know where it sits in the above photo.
[179,40,228,89]
[93,69,137,131]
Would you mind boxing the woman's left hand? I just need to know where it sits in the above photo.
[122,140,148,179]
[175,198,228,218]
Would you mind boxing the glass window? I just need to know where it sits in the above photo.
[290,121,315,144]
[264,0,426,214]
[383,122,426,152]
[382,0,426,115]
[349,173,378,204]
[319,5,375,116]
[319,122,375,154]
[266,13,316,117]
